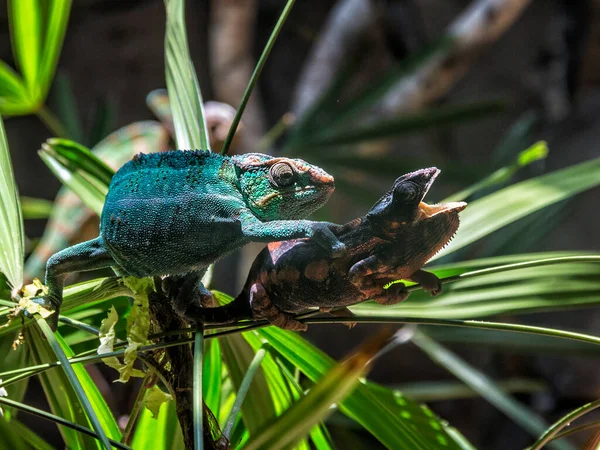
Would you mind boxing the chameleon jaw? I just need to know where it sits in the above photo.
[418,201,467,218]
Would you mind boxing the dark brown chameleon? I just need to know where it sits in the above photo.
[195,168,466,330]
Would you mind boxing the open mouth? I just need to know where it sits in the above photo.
[417,169,467,217]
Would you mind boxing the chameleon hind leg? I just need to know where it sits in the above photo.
[41,237,116,331]
[167,272,216,320]
[249,283,307,331]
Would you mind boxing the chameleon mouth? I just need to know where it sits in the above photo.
[419,201,467,217]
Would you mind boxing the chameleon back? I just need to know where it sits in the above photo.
[100,150,247,277]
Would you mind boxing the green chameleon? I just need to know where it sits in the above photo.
[38,150,345,329]
[24,121,170,282]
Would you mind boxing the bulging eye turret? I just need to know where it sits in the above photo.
[270,162,296,187]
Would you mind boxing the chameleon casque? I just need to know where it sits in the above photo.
[194,168,466,330]
[38,150,345,330]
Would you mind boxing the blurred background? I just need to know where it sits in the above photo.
[2,0,600,448]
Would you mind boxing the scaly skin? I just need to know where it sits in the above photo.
[195,168,467,330]
[39,150,344,330]
[24,121,170,282]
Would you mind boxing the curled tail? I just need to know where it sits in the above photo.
[199,291,254,325]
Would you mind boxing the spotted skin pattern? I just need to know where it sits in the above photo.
[196,168,467,330]
[39,150,344,330]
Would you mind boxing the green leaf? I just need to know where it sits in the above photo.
[219,334,275,442]
[132,398,185,450]
[0,418,54,450]
[44,138,114,186]
[0,61,27,100]
[20,196,53,220]
[39,145,106,216]
[164,0,210,150]
[0,115,24,290]
[144,386,173,419]
[433,156,600,261]
[242,335,380,450]
[38,0,72,99]
[258,326,468,450]
[412,330,575,450]
[9,0,41,100]
[193,331,204,450]
[445,141,549,202]
[360,254,600,319]
[26,323,119,449]
[203,338,222,414]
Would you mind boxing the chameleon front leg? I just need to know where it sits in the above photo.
[348,255,410,306]
[406,269,442,296]
[240,215,346,256]
[249,283,307,331]
[40,237,116,330]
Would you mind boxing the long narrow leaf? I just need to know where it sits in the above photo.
[164,0,210,150]
[412,330,574,450]
[9,0,41,100]
[131,399,184,450]
[0,115,24,290]
[433,156,600,261]
[38,0,72,98]
[39,148,106,215]
[242,334,383,450]
[258,326,468,450]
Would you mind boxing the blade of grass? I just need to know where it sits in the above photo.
[203,338,222,413]
[36,317,113,450]
[193,329,204,450]
[242,333,386,450]
[20,196,54,219]
[0,397,129,450]
[131,399,184,450]
[258,326,466,450]
[530,399,600,450]
[445,141,549,202]
[164,0,210,150]
[39,147,106,215]
[44,138,114,186]
[221,0,296,155]
[223,344,268,439]
[0,115,24,290]
[0,60,27,99]
[9,0,41,100]
[38,0,72,99]
[412,330,574,450]
[433,156,600,261]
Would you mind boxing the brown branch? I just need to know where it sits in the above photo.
[380,0,533,114]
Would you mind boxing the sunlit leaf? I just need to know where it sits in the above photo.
[242,334,382,450]
[164,0,210,150]
[9,0,41,100]
[0,115,24,290]
[412,331,574,450]
[132,398,184,450]
[433,156,600,261]
[257,326,468,449]
[38,0,72,99]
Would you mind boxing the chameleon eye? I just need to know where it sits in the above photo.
[270,162,296,187]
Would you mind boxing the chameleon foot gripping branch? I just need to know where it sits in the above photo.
[39,150,345,330]
[191,168,467,330]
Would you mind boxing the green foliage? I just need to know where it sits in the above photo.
[2,0,71,117]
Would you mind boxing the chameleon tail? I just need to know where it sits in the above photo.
[195,292,254,325]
